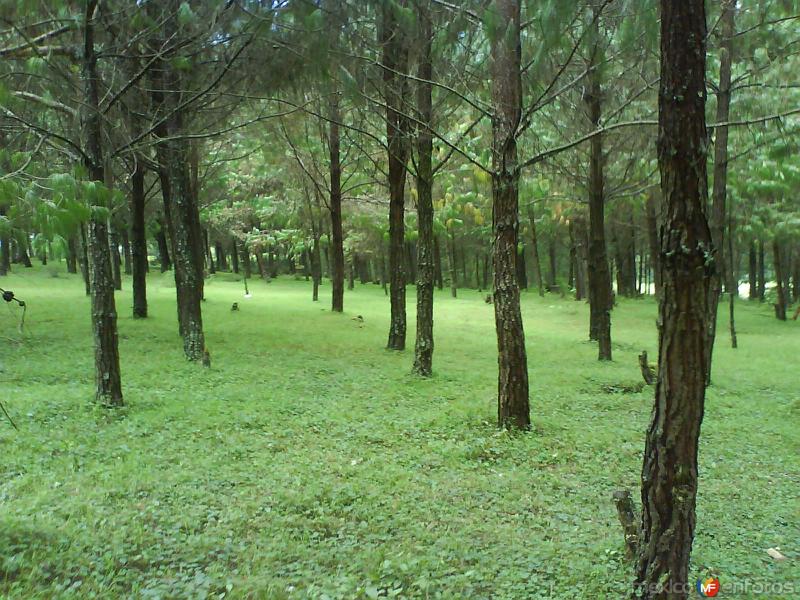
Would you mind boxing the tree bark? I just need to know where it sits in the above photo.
[328,98,345,313]
[584,25,613,359]
[130,160,148,318]
[491,0,529,430]
[150,3,206,360]
[634,1,713,596]
[82,0,123,406]
[413,2,435,377]
[382,0,411,350]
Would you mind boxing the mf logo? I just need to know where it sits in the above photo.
[696,577,720,597]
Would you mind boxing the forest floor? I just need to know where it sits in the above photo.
[0,267,798,599]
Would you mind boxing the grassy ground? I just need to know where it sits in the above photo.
[0,266,797,599]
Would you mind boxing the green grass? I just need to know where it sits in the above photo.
[1,266,798,599]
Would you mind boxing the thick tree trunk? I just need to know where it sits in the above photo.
[527,205,545,297]
[491,0,529,430]
[383,0,411,350]
[773,239,787,320]
[413,3,435,377]
[82,0,123,406]
[130,161,148,318]
[584,28,613,359]
[793,246,800,303]
[151,9,205,360]
[634,1,712,596]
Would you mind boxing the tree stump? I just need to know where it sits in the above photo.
[638,351,657,385]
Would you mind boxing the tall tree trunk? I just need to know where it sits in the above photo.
[413,2,435,377]
[82,0,122,406]
[634,1,712,596]
[491,0,529,430]
[773,239,787,320]
[130,161,148,318]
[792,245,800,303]
[382,0,411,350]
[584,23,613,359]
[527,205,545,297]
[328,99,345,313]
[706,0,735,381]
[748,239,757,300]
[151,4,205,360]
